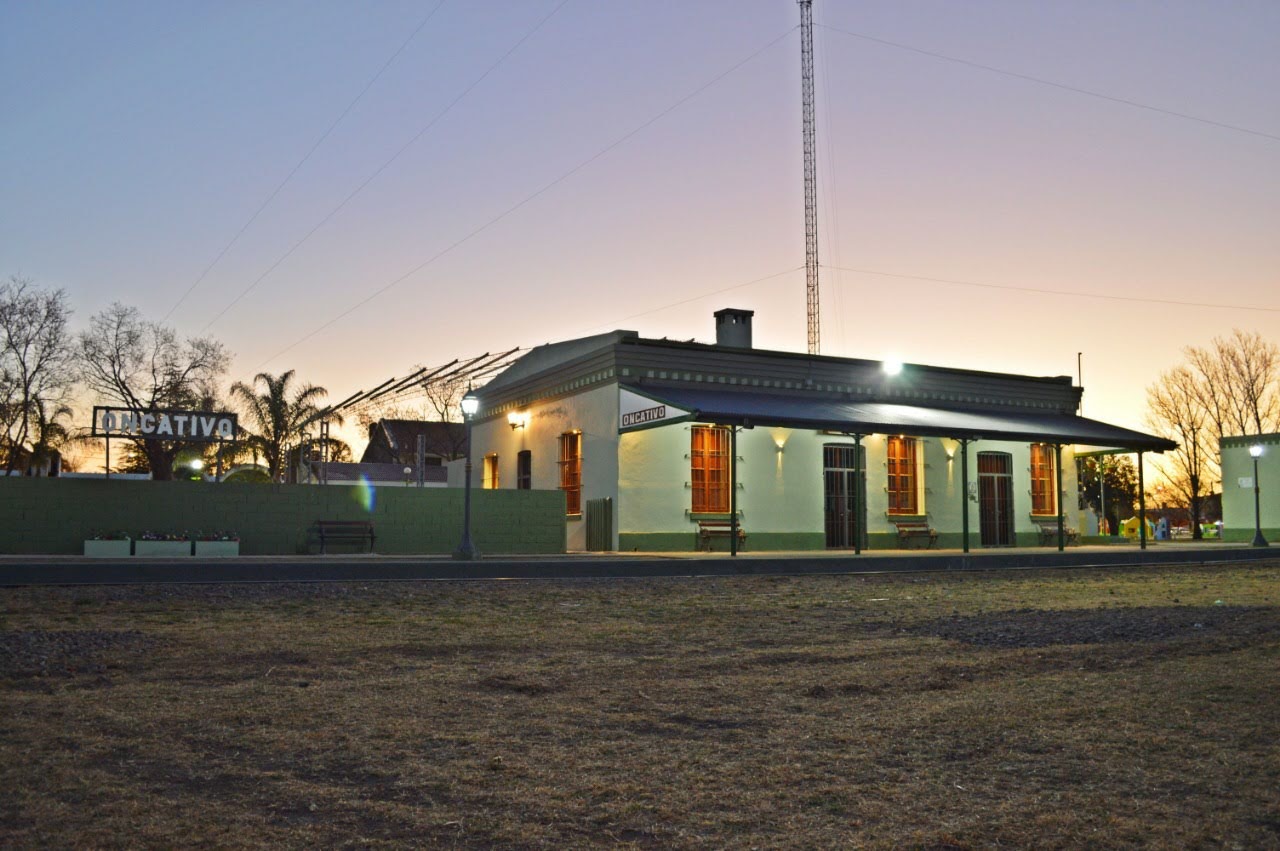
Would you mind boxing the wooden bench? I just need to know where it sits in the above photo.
[697,520,746,552]
[893,520,938,549]
[1034,519,1078,547]
[313,520,375,554]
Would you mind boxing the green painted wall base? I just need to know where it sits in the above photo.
[0,478,565,555]
[1222,528,1276,544]
[619,532,826,552]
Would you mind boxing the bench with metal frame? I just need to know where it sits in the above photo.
[312,520,375,554]
[893,520,938,549]
[696,519,746,552]
[1034,519,1079,547]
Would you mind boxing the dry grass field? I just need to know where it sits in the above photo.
[3,562,1279,849]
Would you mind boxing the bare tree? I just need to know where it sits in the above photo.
[1145,330,1278,537]
[1215,330,1280,435]
[77,303,229,480]
[1147,366,1212,537]
[0,277,76,474]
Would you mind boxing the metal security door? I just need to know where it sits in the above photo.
[978,452,1014,547]
[584,497,613,552]
[824,444,866,549]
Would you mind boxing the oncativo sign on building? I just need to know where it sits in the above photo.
[618,388,692,432]
[92,406,237,442]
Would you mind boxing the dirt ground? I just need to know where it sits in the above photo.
[2,562,1279,849]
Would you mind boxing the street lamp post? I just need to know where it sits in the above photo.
[1250,444,1268,548]
[453,391,481,560]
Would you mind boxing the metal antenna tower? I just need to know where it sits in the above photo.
[799,0,820,355]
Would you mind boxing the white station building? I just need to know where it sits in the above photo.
[467,309,1176,553]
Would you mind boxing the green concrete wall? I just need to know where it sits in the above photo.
[0,478,565,555]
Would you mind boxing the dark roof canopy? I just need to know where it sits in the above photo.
[623,384,1176,452]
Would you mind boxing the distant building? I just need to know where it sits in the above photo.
[466,308,1175,552]
[1220,433,1278,542]
[361,419,467,467]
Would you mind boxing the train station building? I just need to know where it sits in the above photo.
[466,309,1175,552]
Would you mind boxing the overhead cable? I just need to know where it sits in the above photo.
[255,25,798,369]
[207,0,572,335]
[163,0,448,322]
[819,23,1280,143]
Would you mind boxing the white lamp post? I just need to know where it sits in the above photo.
[1249,444,1268,547]
[453,390,481,560]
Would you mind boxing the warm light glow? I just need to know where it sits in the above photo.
[883,358,903,377]
[460,394,480,417]
[1250,444,1264,458]
[508,411,529,429]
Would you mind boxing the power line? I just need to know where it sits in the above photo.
[819,23,1280,144]
[204,0,572,334]
[566,266,803,339]
[255,25,798,369]
[162,1,448,323]
[821,263,1280,313]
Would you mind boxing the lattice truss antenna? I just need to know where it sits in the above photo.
[799,0,820,355]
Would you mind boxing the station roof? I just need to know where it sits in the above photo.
[621,384,1176,452]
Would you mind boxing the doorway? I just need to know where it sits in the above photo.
[824,444,867,549]
[978,451,1014,547]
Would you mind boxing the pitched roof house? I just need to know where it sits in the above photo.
[360,419,467,467]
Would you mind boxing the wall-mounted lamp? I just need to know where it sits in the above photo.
[882,358,903,377]
[941,438,959,461]
[507,411,529,430]
[775,441,785,453]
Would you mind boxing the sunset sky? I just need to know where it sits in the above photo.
[4,1,1278,461]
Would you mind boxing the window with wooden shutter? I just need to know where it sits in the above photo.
[1030,444,1057,515]
[558,432,582,515]
[886,436,918,515]
[691,426,730,513]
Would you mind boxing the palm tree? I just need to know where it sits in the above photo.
[228,370,335,482]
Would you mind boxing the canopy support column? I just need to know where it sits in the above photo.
[1055,444,1065,552]
[730,425,739,557]
[1137,451,1147,550]
[854,433,864,555]
[960,438,971,554]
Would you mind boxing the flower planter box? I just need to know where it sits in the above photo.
[134,540,192,557]
[194,540,240,557]
[84,539,132,557]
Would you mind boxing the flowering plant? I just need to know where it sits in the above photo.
[137,530,188,542]
[90,530,130,540]
[193,530,239,542]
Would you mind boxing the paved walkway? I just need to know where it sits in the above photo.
[1,543,1274,586]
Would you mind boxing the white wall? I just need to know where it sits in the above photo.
[470,384,618,551]
[1221,435,1280,536]
[619,424,1079,542]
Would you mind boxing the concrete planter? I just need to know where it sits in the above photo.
[84,539,132,557]
[134,540,192,557]
[194,540,240,557]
